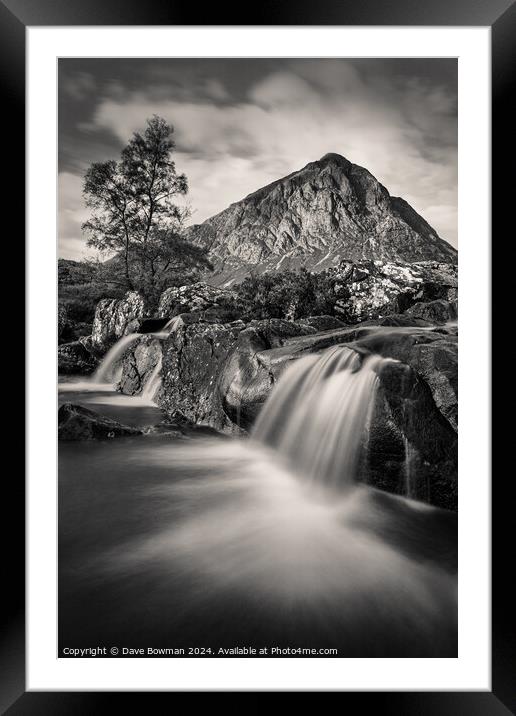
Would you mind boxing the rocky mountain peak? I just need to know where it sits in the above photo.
[185,154,457,286]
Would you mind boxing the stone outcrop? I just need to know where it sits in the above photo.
[354,328,458,430]
[158,318,247,432]
[185,153,457,286]
[366,360,457,510]
[91,291,146,351]
[157,282,239,320]
[296,315,346,331]
[405,298,458,324]
[58,403,142,440]
[58,341,98,375]
[118,336,162,396]
[329,260,458,324]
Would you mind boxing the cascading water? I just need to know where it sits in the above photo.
[91,314,182,393]
[137,316,182,402]
[140,356,163,403]
[60,341,457,656]
[253,346,385,489]
[92,333,142,384]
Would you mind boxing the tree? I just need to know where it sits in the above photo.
[82,115,209,305]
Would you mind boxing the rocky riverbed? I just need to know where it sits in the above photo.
[58,258,458,510]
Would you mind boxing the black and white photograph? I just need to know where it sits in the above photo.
[57,57,459,659]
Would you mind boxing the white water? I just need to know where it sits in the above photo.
[60,342,457,654]
[253,346,386,489]
[92,333,142,383]
[79,438,456,654]
[140,356,163,403]
[86,315,183,400]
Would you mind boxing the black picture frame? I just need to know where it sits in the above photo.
[3,0,511,710]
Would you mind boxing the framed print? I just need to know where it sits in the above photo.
[3,0,512,710]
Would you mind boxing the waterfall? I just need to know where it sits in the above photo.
[140,357,163,403]
[252,345,385,489]
[137,316,182,401]
[152,315,182,340]
[404,437,414,498]
[92,315,182,388]
[92,333,142,383]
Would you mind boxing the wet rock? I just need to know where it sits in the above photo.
[118,336,162,396]
[296,315,346,331]
[91,291,146,351]
[405,299,458,324]
[354,329,458,430]
[220,320,322,430]
[365,360,457,510]
[58,403,142,440]
[58,341,98,375]
[158,319,247,432]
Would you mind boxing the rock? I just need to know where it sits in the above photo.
[58,341,98,375]
[361,314,433,328]
[218,321,457,432]
[58,305,68,342]
[58,403,142,440]
[158,319,247,432]
[297,315,346,331]
[354,329,458,430]
[91,291,146,351]
[153,316,457,509]
[406,299,458,324]
[331,260,458,324]
[218,326,457,509]
[184,153,457,286]
[247,318,317,345]
[157,317,313,432]
[365,360,457,510]
[118,336,162,396]
[157,282,239,319]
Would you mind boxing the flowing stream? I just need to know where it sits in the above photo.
[59,341,457,656]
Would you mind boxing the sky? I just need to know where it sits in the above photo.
[58,58,457,261]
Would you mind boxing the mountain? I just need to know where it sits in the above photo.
[185,153,457,286]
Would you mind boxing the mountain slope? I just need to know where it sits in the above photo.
[185,153,457,286]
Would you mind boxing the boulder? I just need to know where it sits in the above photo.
[405,299,458,324]
[354,329,458,430]
[58,341,98,375]
[365,360,457,510]
[157,282,239,319]
[220,320,325,430]
[58,403,142,440]
[331,260,458,324]
[118,336,162,396]
[296,315,346,331]
[158,318,247,431]
[91,291,146,351]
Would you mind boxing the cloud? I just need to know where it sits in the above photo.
[60,61,457,256]
[59,71,96,102]
[58,172,96,260]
